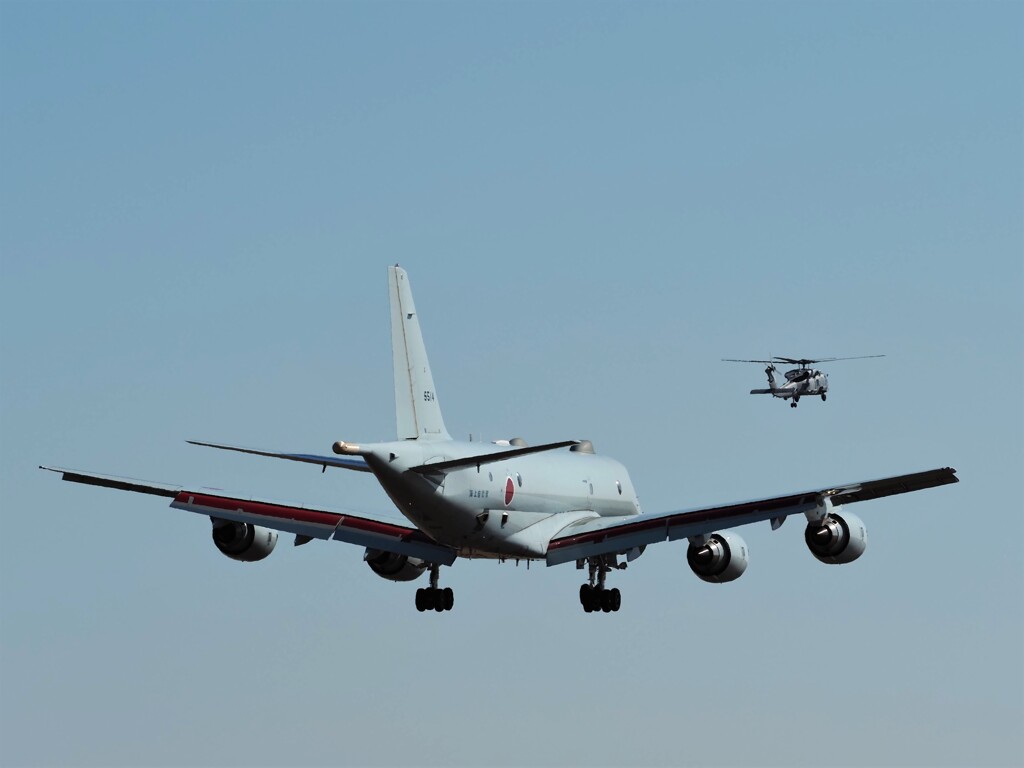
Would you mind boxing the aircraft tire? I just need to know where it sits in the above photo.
[821,393,827,401]
[610,588,621,612]
[442,587,454,611]
[415,588,427,612]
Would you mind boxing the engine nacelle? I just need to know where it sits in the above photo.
[687,532,749,583]
[365,548,427,582]
[805,510,867,564]
[211,520,278,562]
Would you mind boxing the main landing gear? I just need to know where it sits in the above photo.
[416,564,454,612]
[578,556,623,613]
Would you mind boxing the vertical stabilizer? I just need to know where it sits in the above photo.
[388,266,450,441]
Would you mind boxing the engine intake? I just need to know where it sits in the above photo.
[805,511,867,564]
[365,548,427,582]
[212,520,278,562]
[686,532,749,583]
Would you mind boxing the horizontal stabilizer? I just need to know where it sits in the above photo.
[750,388,785,395]
[187,440,371,472]
[410,440,579,474]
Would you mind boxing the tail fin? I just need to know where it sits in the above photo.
[764,364,779,390]
[388,266,450,441]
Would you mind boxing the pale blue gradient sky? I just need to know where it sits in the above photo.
[2,2,1021,767]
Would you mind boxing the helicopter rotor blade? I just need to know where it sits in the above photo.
[802,355,886,364]
[771,354,886,365]
[722,358,776,364]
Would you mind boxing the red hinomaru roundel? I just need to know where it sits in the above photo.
[504,476,515,506]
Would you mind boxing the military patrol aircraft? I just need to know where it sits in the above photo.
[42,268,954,614]
[723,355,886,407]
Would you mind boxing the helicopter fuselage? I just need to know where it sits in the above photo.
[775,367,828,399]
[728,354,883,408]
[755,365,830,407]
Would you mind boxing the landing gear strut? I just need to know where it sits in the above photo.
[578,556,623,613]
[415,564,454,612]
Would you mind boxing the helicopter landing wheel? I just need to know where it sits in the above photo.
[790,402,797,408]
[821,393,827,401]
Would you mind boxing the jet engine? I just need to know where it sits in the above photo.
[364,548,427,582]
[686,532,749,583]
[211,519,278,562]
[804,510,867,564]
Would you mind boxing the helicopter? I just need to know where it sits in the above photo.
[723,355,885,407]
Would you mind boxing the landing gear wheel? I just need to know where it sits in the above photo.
[790,401,797,408]
[415,588,428,612]
[416,564,453,613]
[580,584,594,612]
[581,557,621,613]
[821,393,827,401]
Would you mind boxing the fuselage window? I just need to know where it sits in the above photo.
[589,483,594,495]
[616,481,622,495]
[516,473,522,487]
[488,471,493,482]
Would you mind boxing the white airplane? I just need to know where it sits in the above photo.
[41,266,958,613]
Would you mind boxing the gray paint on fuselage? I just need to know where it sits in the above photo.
[357,439,640,559]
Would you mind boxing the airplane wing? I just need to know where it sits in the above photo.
[187,440,371,472]
[546,467,958,566]
[39,466,456,565]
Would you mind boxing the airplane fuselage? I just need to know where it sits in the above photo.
[357,439,641,560]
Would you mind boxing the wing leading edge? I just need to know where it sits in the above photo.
[39,466,456,565]
[546,467,958,566]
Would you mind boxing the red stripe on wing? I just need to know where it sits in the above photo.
[176,492,436,542]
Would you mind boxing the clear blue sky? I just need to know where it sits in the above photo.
[2,2,1021,766]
